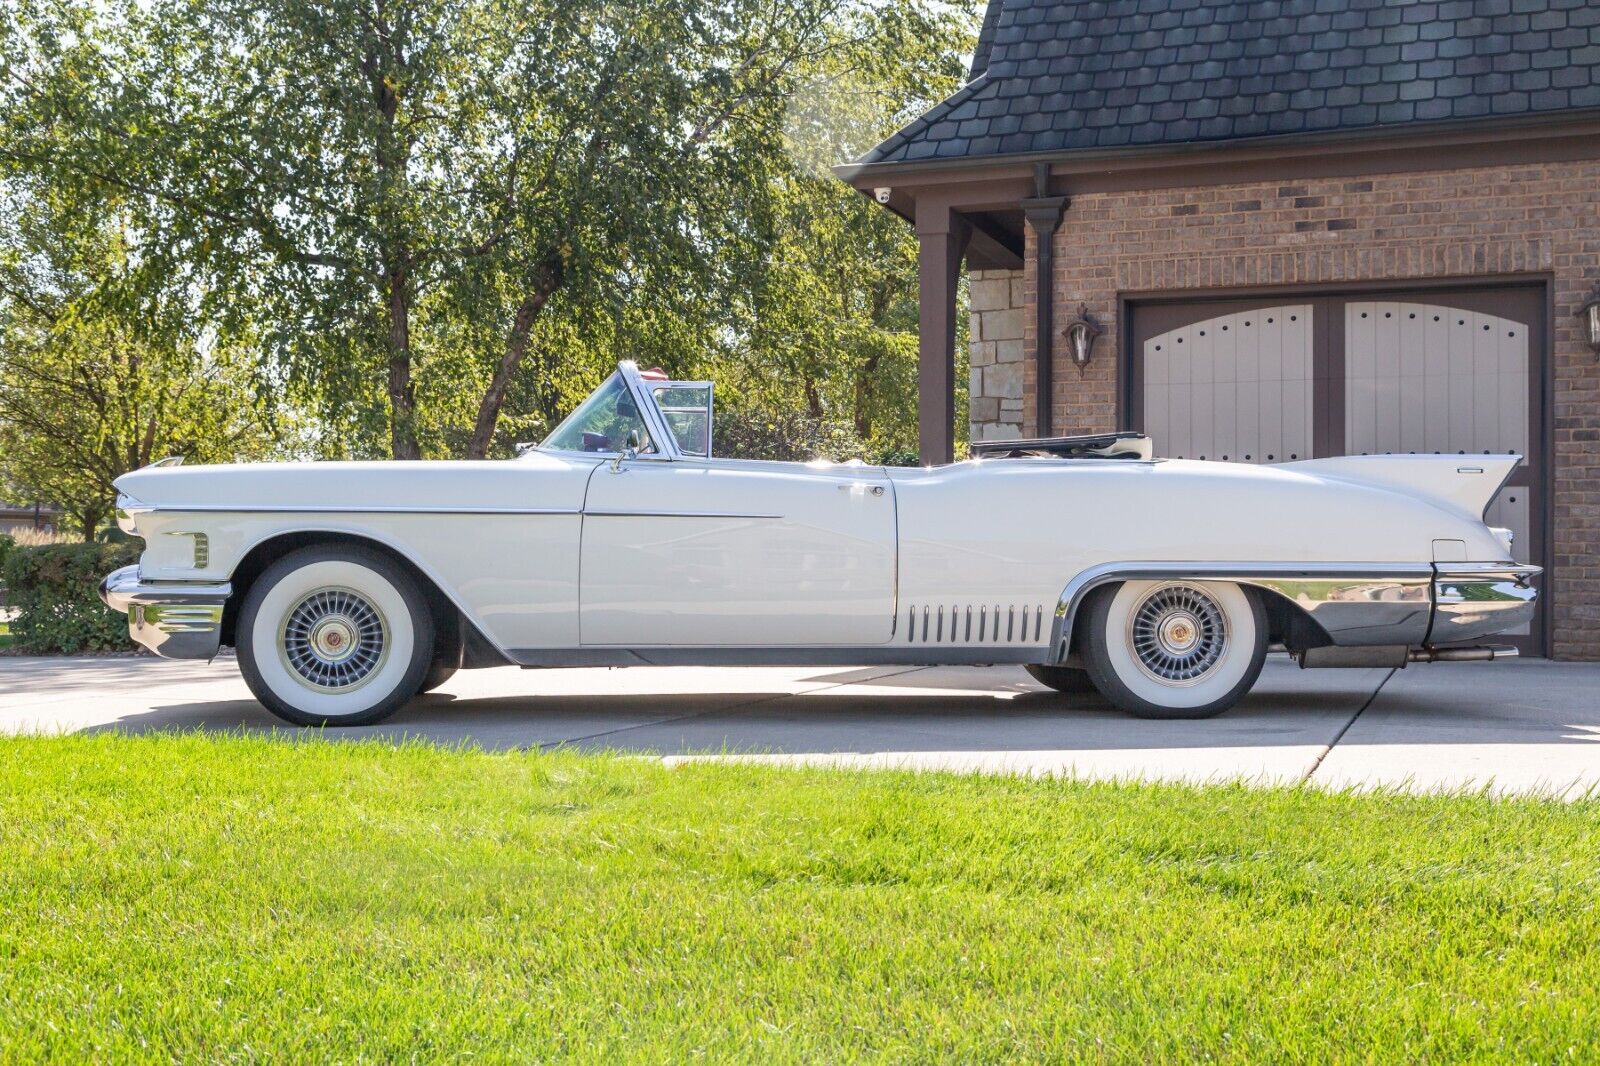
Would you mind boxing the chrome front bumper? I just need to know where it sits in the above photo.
[98,565,231,660]
[1430,564,1540,645]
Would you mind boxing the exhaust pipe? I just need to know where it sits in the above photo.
[1297,644,1519,668]
[1408,645,1519,663]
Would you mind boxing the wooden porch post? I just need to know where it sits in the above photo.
[915,203,969,466]
[1022,164,1068,439]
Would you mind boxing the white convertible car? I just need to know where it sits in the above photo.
[103,361,1537,726]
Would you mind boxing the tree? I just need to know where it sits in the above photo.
[0,187,273,537]
[688,0,973,457]
[1,0,877,460]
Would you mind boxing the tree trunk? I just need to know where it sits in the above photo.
[466,255,564,460]
[804,379,824,422]
[852,353,883,439]
[385,266,421,460]
[76,506,103,542]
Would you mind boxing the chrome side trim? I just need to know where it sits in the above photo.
[98,564,231,660]
[906,601,1048,645]
[114,504,582,516]
[1049,561,1437,663]
[1429,564,1540,644]
[583,510,783,520]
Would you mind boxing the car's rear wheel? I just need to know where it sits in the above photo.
[237,545,434,727]
[1080,580,1266,719]
[1024,664,1100,695]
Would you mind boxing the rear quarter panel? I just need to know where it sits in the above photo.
[888,458,1507,617]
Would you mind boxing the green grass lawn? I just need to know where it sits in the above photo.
[0,620,11,650]
[3,735,1598,1062]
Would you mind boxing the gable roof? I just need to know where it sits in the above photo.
[857,0,1600,167]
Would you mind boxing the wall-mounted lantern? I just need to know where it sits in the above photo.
[1063,304,1102,370]
[1578,281,1600,358]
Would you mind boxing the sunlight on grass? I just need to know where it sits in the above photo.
[2,733,1598,1060]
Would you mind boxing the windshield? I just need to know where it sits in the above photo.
[541,374,655,454]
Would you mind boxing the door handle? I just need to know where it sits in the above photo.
[838,483,886,497]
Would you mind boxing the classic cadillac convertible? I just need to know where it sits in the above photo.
[103,361,1538,726]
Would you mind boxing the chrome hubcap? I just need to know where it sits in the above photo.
[1130,585,1227,684]
[281,588,387,690]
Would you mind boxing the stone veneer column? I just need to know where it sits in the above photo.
[967,268,1026,442]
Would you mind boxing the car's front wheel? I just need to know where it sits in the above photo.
[1080,580,1266,719]
[237,545,435,727]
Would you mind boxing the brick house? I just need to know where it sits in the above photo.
[837,0,1600,659]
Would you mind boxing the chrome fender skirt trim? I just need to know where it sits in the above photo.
[98,564,231,660]
[505,646,1051,668]
[1429,564,1540,645]
[1049,562,1439,664]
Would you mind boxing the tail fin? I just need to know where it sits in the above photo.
[1283,454,1519,519]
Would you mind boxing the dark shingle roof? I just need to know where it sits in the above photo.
[969,0,1004,80]
[859,0,1600,166]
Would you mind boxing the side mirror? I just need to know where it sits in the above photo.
[612,429,642,473]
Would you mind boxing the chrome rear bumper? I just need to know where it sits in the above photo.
[1050,560,1541,668]
[1430,564,1540,645]
[98,564,231,660]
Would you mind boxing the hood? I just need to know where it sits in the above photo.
[113,454,587,516]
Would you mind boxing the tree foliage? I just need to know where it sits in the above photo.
[0,188,274,536]
[1,0,974,463]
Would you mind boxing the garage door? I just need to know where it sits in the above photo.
[1130,286,1544,650]
[1344,300,1532,572]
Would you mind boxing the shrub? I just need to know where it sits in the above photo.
[2,541,141,654]
[869,445,922,468]
[715,405,868,463]
[0,533,13,577]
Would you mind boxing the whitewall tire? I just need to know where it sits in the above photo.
[1080,580,1266,719]
[237,545,435,727]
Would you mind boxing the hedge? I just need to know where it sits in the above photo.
[2,541,142,654]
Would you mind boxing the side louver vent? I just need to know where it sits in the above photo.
[904,603,1046,644]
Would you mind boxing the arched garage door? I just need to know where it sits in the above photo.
[1130,286,1545,651]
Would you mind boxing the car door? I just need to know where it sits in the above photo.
[580,457,897,646]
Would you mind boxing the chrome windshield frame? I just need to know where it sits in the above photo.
[616,361,682,461]
[536,361,710,463]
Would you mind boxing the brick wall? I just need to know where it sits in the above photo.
[968,269,1026,441]
[1020,158,1600,659]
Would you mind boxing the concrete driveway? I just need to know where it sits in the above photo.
[1,653,1596,796]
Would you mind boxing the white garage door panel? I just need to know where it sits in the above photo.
[1344,300,1531,575]
[1142,305,1314,463]
[1344,302,1529,458]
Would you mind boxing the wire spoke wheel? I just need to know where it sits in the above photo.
[280,587,389,692]
[1082,579,1266,719]
[1126,583,1228,685]
[240,546,433,727]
